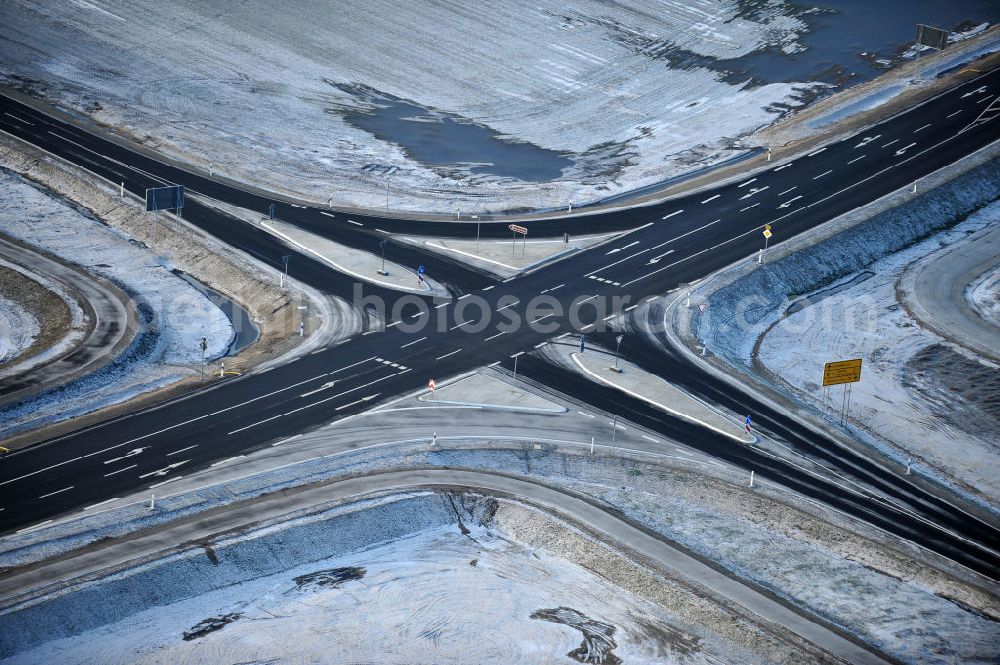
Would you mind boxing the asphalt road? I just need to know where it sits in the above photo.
[1,67,999,577]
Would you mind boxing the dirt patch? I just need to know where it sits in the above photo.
[293,566,365,591]
[182,612,242,641]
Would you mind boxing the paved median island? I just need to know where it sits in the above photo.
[569,350,749,443]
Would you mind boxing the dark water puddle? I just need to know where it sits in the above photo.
[171,270,258,355]
[721,1,998,87]
[531,606,621,665]
[183,612,242,641]
[293,566,366,591]
[327,82,573,182]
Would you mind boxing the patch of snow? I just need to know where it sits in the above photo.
[0,170,233,437]
[967,264,1000,328]
[0,295,38,366]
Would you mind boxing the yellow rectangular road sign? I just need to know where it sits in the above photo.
[822,358,862,387]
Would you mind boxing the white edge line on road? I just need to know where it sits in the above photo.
[272,434,301,447]
[571,353,746,443]
[103,464,137,477]
[149,477,183,489]
[39,486,74,499]
[210,456,245,468]
[84,498,120,511]
[773,162,792,171]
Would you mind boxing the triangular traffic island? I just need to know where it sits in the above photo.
[418,372,566,413]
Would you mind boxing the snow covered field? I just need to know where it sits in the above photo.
[5,1,992,214]
[3,438,995,664]
[0,170,233,437]
[0,493,764,664]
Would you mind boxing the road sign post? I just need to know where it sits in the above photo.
[509,224,527,255]
[378,240,389,276]
[759,225,772,263]
[822,358,863,424]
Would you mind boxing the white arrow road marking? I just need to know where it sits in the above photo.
[335,393,381,411]
[961,85,987,98]
[739,186,769,200]
[103,447,148,464]
[854,134,881,148]
[300,381,337,398]
[647,249,675,265]
[778,195,803,209]
[894,142,916,156]
[139,460,189,479]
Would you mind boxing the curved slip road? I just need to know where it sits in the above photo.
[0,236,135,407]
[0,468,890,664]
[898,222,1000,362]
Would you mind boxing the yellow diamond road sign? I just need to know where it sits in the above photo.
[763,225,772,239]
[822,358,862,387]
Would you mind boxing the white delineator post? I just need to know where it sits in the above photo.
[120,182,125,197]
[149,494,155,510]
[749,471,754,488]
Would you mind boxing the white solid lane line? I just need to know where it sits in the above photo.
[661,210,683,219]
[436,349,462,360]
[977,94,995,104]
[104,465,137,477]
[914,123,931,133]
[167,444,197,456]
[0,456,82,487]
[737,178,757,187]
[813,170,832,179]
[228,413,284,435]
[700,194,721,204]
[807,147,827,156]
[335,394,381,411]
[740,203,760,211]
[84,497,120,511]
[777,186,797,196]
[947,109,963,118]
[39,486,74,499]
[272,434,301,447]
[400,336,427,348]
[847,155,866,165]
[773,163,793,171]
[4,112,33,125]
[210,456,245,468]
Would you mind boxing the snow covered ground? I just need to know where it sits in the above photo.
[676,149,1000,511]
[0,493,762,664]
[0,170,233,437]
[3,436,995,664]
[6,1,992,215]
[756,202,1000,509]
[0,296,38,366]
[968,264,1000,328]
